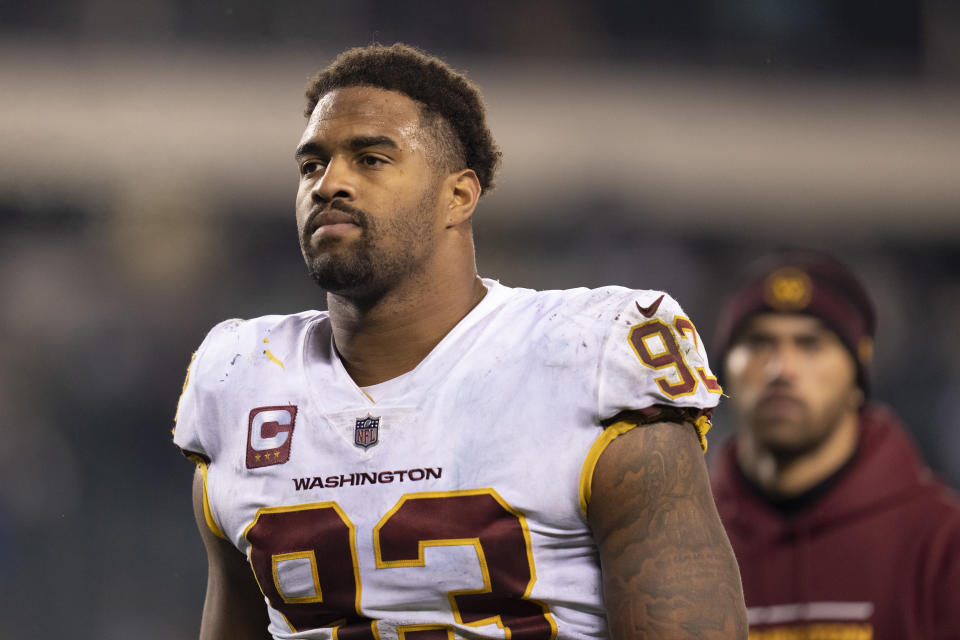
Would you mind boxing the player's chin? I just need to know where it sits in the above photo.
[754,419,818,453]
[307,255,375,293]
[302,236,356,266]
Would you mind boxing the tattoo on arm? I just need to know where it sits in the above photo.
[589,420,747,639]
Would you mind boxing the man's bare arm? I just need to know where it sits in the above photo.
[192,467,272,640]
[588,420,747,639]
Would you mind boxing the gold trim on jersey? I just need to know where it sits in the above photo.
[243,501,365,636]
[373,489,557,640]
[195,460,226,539]
[678,316,703,352]
[272,550,324,604]
[693,415,712,453]
[673,316,723,396]
[396,624,456,640]
[579,421,639,516]
[374,491,499,633]
[627,318,699,399]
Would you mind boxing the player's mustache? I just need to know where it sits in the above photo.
[306,200,371,234]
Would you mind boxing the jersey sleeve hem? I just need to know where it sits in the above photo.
[195,459,227,540]
[610,405,714,453]
[579,420,640,517]
[578,406,715,517]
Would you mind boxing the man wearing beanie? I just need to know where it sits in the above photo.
[709,249,960,639]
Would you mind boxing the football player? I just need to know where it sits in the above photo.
[174,43,747,640]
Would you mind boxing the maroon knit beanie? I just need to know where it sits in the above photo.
[713,250,876,393]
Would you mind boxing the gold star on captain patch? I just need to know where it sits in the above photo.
[255,454,262,461]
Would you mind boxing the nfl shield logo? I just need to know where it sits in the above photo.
[354,415,380,449]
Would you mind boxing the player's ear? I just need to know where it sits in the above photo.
[443,169,481,228]
[848,387,865,410]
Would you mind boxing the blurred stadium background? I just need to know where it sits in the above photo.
[1,0,959,636]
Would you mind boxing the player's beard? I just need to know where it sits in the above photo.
[301,188,439,301]
[746,390,850,462]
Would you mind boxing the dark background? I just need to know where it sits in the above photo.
[1,1,959,636]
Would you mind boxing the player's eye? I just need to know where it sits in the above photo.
[300,160,325,176]
[796,335,825,352]
[741,334,775,354]
[360,155,386,168]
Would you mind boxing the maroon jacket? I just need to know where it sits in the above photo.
[711,404,960,639]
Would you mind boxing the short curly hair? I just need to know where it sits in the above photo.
[304,43,501,193]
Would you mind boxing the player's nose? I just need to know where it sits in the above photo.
[312,157,356,203]
[764,344,799,383]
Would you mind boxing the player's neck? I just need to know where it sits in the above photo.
[327,263,487,387]
[737,410,860,498]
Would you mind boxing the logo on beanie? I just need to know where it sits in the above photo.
[764,267,813,311]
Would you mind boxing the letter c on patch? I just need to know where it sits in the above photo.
[251,409,293,450]
[246,405,298,469]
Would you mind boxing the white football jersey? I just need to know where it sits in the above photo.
[174,279,721,640]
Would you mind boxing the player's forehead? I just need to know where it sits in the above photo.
[299,86,426,150]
